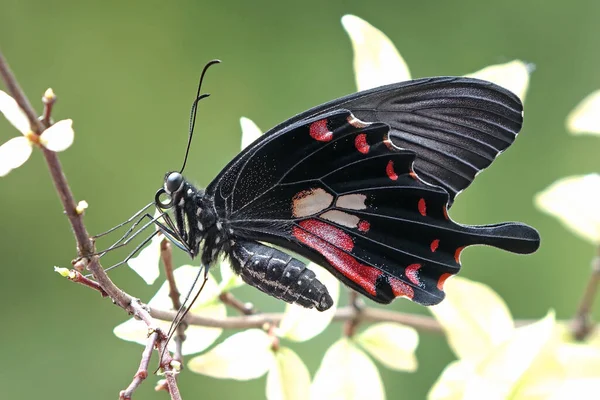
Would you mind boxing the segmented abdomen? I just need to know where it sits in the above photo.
[229,240,333,311]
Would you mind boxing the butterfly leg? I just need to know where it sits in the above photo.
[228,240,334,311]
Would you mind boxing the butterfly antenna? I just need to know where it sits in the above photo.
[179,59,222,173]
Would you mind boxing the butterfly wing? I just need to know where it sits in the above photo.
[207,80,539,306]
[264,77,523,205]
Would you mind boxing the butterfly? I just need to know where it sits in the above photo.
[150,62,540,311]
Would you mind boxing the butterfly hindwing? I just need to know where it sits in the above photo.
[207,108,539,306]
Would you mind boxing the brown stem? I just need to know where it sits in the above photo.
[120,331,159,400]
[219,292,256,315]
[0,50,183,399]
[571,250,600,340]
[161,239,186,362]
[59,268,108,297]
[343,290,363,337]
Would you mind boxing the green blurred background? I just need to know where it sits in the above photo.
[1,0,599,398]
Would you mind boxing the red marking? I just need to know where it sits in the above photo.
[409,171,418,180]
[293,225,381,295]
[389,277,415,299]
[454,246,465,263]
[442,207,450,220]
[430,239,440,252]
[298,219,354,251]
[386,160,398,180]
[383,133,394,150]
[354,133,370,154]
[418,198,427,216]
[309,119,332,142]
[405,263,422,286]
[437,273,452,290]
[358,220,370,232]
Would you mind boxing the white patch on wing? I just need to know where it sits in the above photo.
[320,210,360,228]
[347,114,370,128]
[292,188,334,217]
[336,194,367,210]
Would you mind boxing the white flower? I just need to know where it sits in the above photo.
[114,265,225,355]
[341,15,531,101]
[0,89,74,176]
[535,175,600,244]
[566,89,600,135]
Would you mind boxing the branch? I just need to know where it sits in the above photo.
[0,50,182,400]
[120,331,159,400]
[571,249,600,340]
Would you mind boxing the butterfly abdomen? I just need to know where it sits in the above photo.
[229,240,334,311]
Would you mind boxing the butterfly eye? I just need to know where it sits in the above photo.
[166,172,183,193]
[155,188,173,209]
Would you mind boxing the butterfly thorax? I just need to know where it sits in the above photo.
[161,172,231,264]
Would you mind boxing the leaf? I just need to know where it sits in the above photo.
[341,14,411,91]
[466,60,531,102]
[39,119,74,151]
[0,136,32,176]
[266,346,311,400]
[278,263,340,342]
[311,338,384,400]
[462,311,556,400]
[567,89,600,135]
[429,276,514,361]
[188,329,275,380]
[536,174,600,244]
[428,360,474,400]
[240,117,263,150]
[114,266,225,355]
[0,90,30,134]
[127,234,163,285]
[355,322,419,372]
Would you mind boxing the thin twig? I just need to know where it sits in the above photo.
[0,50,182,400]
[120,331,159,400]
[161,239,186,362]
[571,249,600,340]
[57,268,108,297]
[219,292,256,315]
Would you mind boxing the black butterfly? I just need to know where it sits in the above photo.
[149,62,540,311]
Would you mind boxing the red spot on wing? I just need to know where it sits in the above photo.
[418,198,427,216]
[442,207,450,220]
[309,119,333,142]
[293,222,381,296]
[358,220,370,232]
[437,273,452,290]
[388,277,415,299]
[430,239,440,252]
[354,133,370,154]
[454,246,465,263]
[386,160,398,180]
[298,219,354,251]
[409,171,418,180]
[405,263,422,286]
[383,133,394,150]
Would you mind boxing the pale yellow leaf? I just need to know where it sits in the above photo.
[467,60,531,102]
[341,14,411,91]
[535,174,600,244]
[355,322,418,372]
[188,329,274,380]
[266,346,311,400]
[39,119,74,151]
[428,360,474,400]
[461,311,556,400]
[567,89,600,135]
[278,263,340,342]
[114,266,225,355]
[127,234,163,284]
[0,90,30,134]
[429,276,514,360]
[240,117,263,150]
[311,338,384,400]
[0,136,32,176]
